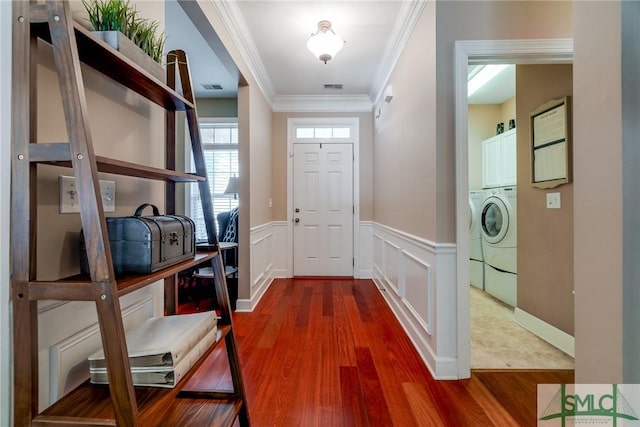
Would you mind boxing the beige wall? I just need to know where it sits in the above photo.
[248,89,273,227]
[501,96,516,127]
[516,64,574,335]
[271,111,373,222]
[574,1,623,383]
[36,2,165,280]
[434,0,573,242]
[373,0,437,239]
[468,104,501,190]
[235,83,273,301]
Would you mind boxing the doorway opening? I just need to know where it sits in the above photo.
[454,40,574,378]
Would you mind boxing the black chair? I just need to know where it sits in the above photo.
[217,207,238,268]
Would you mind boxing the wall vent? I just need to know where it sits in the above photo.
[323,84,343,89]
[202,83,223,90]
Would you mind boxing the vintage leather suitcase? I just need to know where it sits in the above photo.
[81,204,196,275]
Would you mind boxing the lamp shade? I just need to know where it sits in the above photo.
[224,176,239,197]
[307,20,344,64]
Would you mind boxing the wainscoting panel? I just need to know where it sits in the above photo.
[41,283,162,409]
[402,250,433,336]
[238,222,288,312]
[384,241,401,297]
[356,221,373,278]
[371,223,458,379]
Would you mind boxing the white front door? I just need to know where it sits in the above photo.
[293,143,353,276]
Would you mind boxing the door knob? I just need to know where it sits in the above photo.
[295,218,300,223]
[295,208,300,213]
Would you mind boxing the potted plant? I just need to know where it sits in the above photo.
[82,0,166,80]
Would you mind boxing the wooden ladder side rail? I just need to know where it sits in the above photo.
[11,1,39,424]
[166,49,251,427]
[164,50,178,315]
[44,1,139,425]
[166,50,218,246]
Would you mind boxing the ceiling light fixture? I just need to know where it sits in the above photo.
[307,20,344,64]
[468,64,509,96]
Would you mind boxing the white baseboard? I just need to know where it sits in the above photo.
[236,273,274,312]
[514,307,575,357]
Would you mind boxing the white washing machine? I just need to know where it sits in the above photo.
[481,186,517,306]
[469,190,484,289]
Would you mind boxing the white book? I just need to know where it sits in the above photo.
[88,311,218,369]
[90,325,219,388]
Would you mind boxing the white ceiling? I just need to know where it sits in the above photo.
[164,1,513,107]
[467,64,516,105]
[164,1,423,107]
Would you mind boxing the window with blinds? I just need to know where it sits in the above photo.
[187,121,239,241]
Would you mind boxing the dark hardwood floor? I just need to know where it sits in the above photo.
[186,278,574,426]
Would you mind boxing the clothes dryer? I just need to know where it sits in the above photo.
[469,190,484,289]
[481,186,517,306]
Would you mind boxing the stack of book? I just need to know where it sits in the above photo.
[88,311,218,388]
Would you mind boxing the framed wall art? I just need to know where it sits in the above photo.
[530,96,572,189]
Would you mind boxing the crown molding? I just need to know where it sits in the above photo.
[273,95,373,113]
[211,0,276,105]
[371,0,427,106]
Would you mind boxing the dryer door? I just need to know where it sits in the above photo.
[481,196,509,244]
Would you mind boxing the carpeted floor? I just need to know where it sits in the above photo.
[470,286,574,369]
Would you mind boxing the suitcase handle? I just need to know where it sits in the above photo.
[134,203,160,217]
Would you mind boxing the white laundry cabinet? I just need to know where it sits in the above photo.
[482,128,517,188]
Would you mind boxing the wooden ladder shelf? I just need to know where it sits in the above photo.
[10,1,249,425]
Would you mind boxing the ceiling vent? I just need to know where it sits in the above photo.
[202,83,223,90]
[324,83,343,90]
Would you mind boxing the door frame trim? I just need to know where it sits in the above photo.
[454,39,573,378]
[287,117,360,277]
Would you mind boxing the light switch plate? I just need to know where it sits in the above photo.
[546,192,561,209]
[59,176,116,213]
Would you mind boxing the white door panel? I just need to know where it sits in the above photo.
[294,143,353,276]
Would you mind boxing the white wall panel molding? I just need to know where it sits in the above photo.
[44,286,162,409]
[49,297,155,404]
[238,222,288,311]
[371,223,458,379]
[384,241,401,297]
[401,249,433,336]
[356,221,373,279]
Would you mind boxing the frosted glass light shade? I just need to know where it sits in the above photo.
[307,20,344,64]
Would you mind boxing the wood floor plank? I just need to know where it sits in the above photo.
[322,281,334,316]
[352,283,373,322]
[295,286,313,327]
[465,375,520,427]
[339,366,369,427]
[199,278,577,426]
[474,369,574,427]
[332,285,358,366]
[402,382,446,426]
[355,347,393,427]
